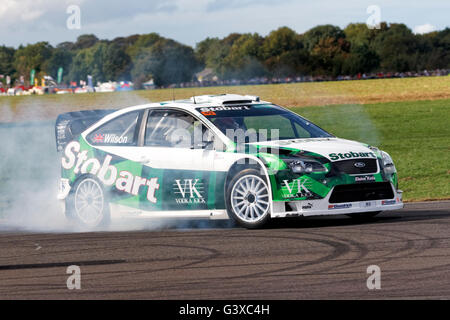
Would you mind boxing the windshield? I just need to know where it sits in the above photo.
[197,104,333,142]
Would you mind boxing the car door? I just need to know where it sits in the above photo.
[136,108,218,212]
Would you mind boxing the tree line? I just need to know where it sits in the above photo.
[0,22,448,89]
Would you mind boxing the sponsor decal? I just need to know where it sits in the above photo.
[354,162,366,168]
[58,178,71,199]
[201,111,216,116]
[62,141,159,203]
[382,199,396,205]
[198,106,251,113]
[92,134,128,144]
[281,178,312,198]
[173,179,205,204]
[301,203,313,210]
[328,203,352,210]
[329,151,376,161]
[92,133,104,143]
[361,201,375,208]
[104,134,128,144]
[355,175,376,182]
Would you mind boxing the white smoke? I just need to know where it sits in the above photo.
[309,104,380,147]
[0,94,233,233]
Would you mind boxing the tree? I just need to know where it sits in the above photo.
[67,42,131,84]
[263,27,300,58]
[57,41,75,51]
[344,23,382,47]
[195,37,231,78]
[131,39,200,87]
[417,28,450,69]
[262,27,308,77]
[126,33,163,59]
[0,46,16,76]
[303,25,345,51]
[72,34,99,50]
[342,43,379,75]
[195,37,220,66]
[103,43,132,81]
[111,34,140,48]
[370,23,420,72]
[222,33,266,79]
[46,48,73,81]
[310,36,350,76]
[13,42,53,81]
[67,48,93,83]
[0,23,447,87]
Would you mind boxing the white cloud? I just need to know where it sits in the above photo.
[0,0,83,24]
[413,23,436,34]
[0,0,448,47]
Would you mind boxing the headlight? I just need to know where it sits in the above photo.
[283,158,327,174]
[381,151,396,174]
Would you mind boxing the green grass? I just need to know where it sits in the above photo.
[0,77,449,202]
[1,76,449,122]
[294,99,450,201]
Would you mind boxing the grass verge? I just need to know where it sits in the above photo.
[294,99,450,201]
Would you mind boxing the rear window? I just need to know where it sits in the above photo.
[87,111,141,146]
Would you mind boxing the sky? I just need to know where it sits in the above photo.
[0,0,448,48]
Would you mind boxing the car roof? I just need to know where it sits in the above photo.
[84,94,274,138]
[82,94,273,146]
[115,94,271,115]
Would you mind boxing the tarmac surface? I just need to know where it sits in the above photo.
[0,201,449,299]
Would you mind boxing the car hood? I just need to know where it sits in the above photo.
[250,137,378,161]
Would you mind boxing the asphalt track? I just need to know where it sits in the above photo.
[0,201,450,300]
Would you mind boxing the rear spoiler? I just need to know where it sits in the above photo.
[55,109,117,152]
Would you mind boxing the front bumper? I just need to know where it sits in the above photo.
[271,185,403,218]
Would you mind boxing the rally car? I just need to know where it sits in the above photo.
[56,94,403,228]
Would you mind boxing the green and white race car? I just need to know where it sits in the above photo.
[56,94,403,228]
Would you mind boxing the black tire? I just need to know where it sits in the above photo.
[66,175,110,228]
[347,211,381,220]
[226,168,271,229]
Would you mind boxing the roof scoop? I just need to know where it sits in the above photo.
[190,94,260,105]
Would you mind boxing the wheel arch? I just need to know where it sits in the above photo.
[223,155,274,215]
[69,173,104,195]
[66,173,111,227]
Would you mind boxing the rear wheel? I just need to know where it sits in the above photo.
[67,176,110,228]
[226,169,271,229]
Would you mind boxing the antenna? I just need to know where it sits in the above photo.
[172,88,175,101]
[193,95,197,104]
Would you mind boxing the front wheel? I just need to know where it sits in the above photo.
[66,175,110,228]
[226,169,271,229]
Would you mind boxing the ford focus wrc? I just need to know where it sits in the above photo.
[56,94,403,228]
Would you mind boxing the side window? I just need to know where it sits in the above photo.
[145,110,195,148]
[87,111,141,146]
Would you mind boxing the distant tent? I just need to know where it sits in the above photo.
[195,68,218,82]
[116,81,133,91]
[142,79,155,90]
